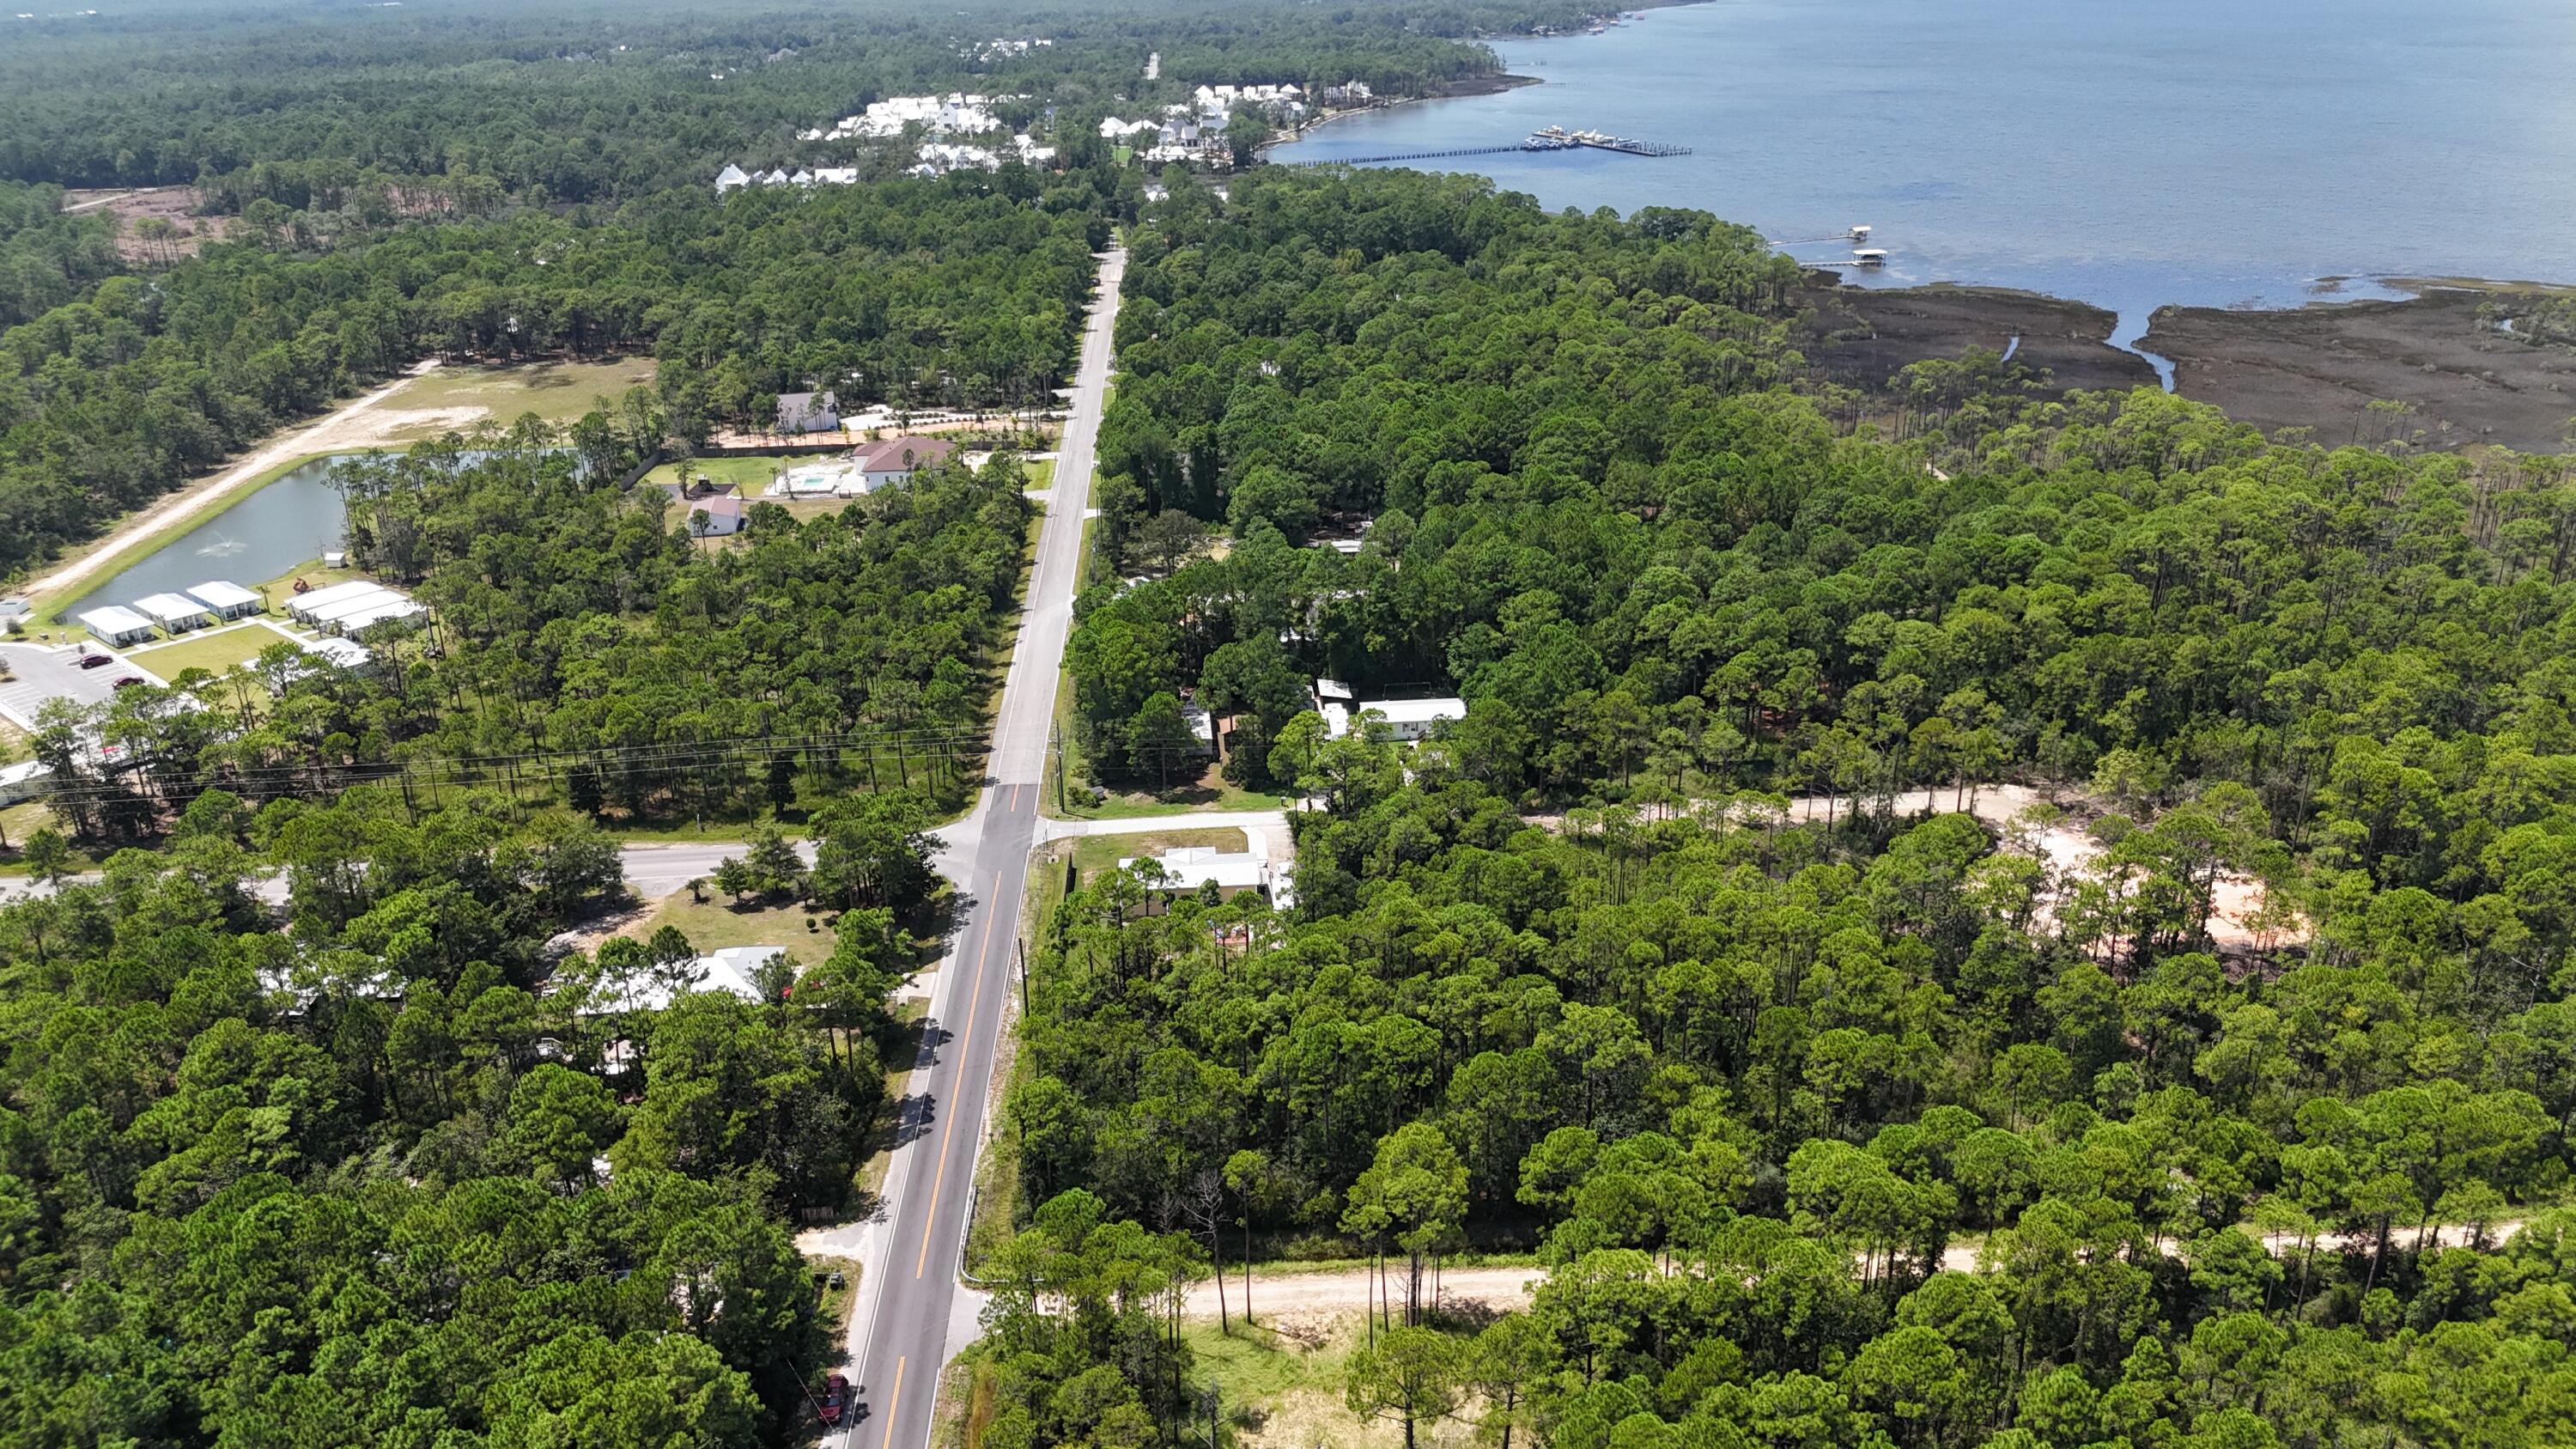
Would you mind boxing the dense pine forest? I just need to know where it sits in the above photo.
[1,2,2573,1447]
[1007,168,2576,1449]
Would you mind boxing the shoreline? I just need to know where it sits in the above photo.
[1256,72,1540,158]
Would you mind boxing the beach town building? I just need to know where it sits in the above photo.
[284,579,384,624]
[853,435,957,488]
[185,580,262,620]
[132,593,214,635]
[79,606,156,648]
[683,494,748,537]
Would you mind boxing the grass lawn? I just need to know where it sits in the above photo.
[125,621,294,679]
[253,557,368,598]
[386,356,656,428]
[636,893,839,972]
[639,453,834,493]
[1183,1318,1458,1449]
[1022,458,1057,490]
[1068,826,1248,885]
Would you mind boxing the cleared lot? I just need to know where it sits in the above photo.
[0,642,162,730]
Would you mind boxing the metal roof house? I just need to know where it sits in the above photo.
[285,579,384,623]
[185,580,262,619]
[296,585,402,627]
[1118,845,1296,910]
[80,606,156,647]
[132,592,214,634]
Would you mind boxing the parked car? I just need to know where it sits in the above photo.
[78,654,112,669]
[819,1373,850,1426]
[112,675,144,689]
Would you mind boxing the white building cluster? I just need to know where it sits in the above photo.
[804,92,1019,142]
[909,134,1056,177]
[715,164,861,193]
[970,37,1052,62]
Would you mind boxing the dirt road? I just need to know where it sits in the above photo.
[22,359,459,602]
[1178,1218,2531,1320]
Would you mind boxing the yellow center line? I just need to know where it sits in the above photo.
[878,1356,907,1449]
[914,871,1001,1278]
[1009,782,1022,812]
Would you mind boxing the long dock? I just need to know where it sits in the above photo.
[1280,126,1690,169]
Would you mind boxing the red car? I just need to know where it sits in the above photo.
[111,676,145,689]
[819,1373,850,1426]
[78,654,112,669]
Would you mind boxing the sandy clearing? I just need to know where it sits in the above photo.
[23,358,448,600]
[1177,1218,2536,1318]
[1188,1264,1540,1319]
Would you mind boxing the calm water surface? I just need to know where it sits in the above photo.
[65,454,359,618]
[1273,0,2576,356]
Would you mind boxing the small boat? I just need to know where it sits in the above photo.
[1850,249,1888,267]
[1849,224,1872,241]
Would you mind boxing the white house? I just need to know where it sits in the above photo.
[714,162,751,193]
[0,758,52,807]
[80,606,156,648]
[327,599,427,636]
[285,579,384,623]
[852,435,957,489]
[683,494,747,537]
[295,585,402,628]
[185,580,262,619]
[1119,845,1294,910]
[587,946,795,1014]
[1315,679,1464,742]
[133,592,213,634]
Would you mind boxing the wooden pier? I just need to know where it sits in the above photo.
[1280,126,1689,169]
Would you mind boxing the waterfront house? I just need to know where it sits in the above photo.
[79,606,155,648]
[132,593,214,635]
[185,580,262,620]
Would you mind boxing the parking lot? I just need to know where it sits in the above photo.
[0,641,162,730]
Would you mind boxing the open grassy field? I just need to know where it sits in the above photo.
[383,356,657,429]
[635,892,839,972]
[252,557,368,598]
[1068,826,1249,884]
[1022,458,1057,490]
[638,454,835,493]
[125,621,296,679]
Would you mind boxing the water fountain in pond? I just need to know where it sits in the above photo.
[196,533,248,558]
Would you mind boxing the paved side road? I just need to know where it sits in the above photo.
[837,248,1127,1449]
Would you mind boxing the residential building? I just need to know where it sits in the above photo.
[286,579,384,622]
[79,606,155,647]
[185,580,262,619]
[685,493,747,537]
[854,434,957,488]
[585,946,794,1014]
[0,758,52,807]
[1118,844,1295,910]
[1315,679,1465,742]
[714,162,751,193]
[132,593,214,634]
[775,390,841,434]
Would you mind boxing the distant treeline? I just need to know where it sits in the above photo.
[0,179,1097,584]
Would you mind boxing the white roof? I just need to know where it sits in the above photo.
[605,946,793,1014]
[301,637,371,667]
[304,587,404,624]
[1121,846,1270,890]
[0,759,51,788]
[133,592,212,624]
[1370,697,1466,726]
[186,580,259,608]
[331,600,426,631]
[1314,678,1354,700]
[290,579,383,612]
[80,605,154,634]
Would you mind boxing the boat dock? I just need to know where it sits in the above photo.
[1280,125,1690,169]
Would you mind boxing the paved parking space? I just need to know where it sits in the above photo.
[0,641,162,730]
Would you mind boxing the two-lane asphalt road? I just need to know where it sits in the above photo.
[840,248,1127,1449]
